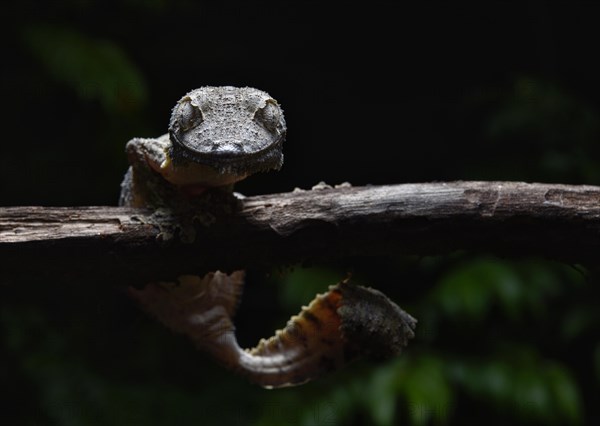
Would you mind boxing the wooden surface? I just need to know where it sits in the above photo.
[2,181,600,286]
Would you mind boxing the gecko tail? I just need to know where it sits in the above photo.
[130,273,416,388]
[129,271,244,341]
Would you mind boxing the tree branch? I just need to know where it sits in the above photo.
[2,181,600,286]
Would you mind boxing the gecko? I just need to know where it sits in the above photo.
[121,86,417,388]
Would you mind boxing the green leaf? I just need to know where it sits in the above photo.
[22,25,147,112]
[365,361,403,426]
[513,367,551,421]
[432,257,517,321]
[449,350,582,424]
[431,257,586,325]
[546,364,583,424]
[277,267,344,311]
[396,356,452,426]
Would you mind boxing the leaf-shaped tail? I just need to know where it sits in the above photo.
[130,272,417,388]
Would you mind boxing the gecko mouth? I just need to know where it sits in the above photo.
[169,130,285,176]
[167,86,287,177]
[158,153,250,187]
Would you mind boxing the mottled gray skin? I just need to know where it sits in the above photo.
[120,86,286,208]
[338,283,417,360]
[169,86,286,174]
[121,87,416,388]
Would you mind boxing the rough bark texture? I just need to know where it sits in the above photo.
[2,181,600,286]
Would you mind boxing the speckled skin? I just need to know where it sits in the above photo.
[122,87,416,388]
[120,86,285,208]
[169,86,285,174]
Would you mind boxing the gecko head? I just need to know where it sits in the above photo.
[166,86,286,183]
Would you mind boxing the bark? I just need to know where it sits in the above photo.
[2,181,600,286]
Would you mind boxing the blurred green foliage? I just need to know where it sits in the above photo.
[252,258,589,426]
[461,77,600,184]
[3,256,597,425]
[490,78,600,182]
[22,25,147,113]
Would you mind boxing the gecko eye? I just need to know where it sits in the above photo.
[177,100,204,132]
[254,100,283,133]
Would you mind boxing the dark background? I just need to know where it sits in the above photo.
[2,1,600,425]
